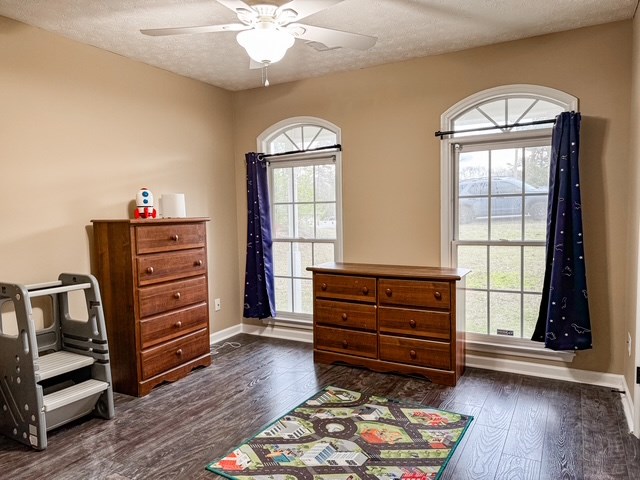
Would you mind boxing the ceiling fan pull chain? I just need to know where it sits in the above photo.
[263,62,270,87]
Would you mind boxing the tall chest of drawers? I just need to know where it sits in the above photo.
[91,218,211,396]
[307,262,469,386]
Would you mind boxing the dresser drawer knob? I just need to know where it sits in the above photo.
[195,259,203,267]
[321,283,328,291]
[170,234,179,241]
[173,292,181,300]
[146,266,154,274]
[341,313,348,321]
[409,349,417,359]
[362,286,369,295]
[385,288,392,297]
[176,349,183,356]
[409,319,416,328]
[434,291,442,300]
[175,321,182,328]
[342,340,348,348]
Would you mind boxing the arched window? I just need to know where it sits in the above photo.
[440,85,577,345]
[258,117,343,323]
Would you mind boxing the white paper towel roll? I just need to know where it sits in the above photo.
[160,193,187,218]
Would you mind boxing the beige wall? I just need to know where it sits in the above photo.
[0,16,241,334]
[233,21,632,375]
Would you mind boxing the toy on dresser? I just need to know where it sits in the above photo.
[134,187,157,219]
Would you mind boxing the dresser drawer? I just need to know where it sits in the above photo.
[379,307,450,341]
[315,325,377,358]
[314,274,376,303]
[135,223,206,254]
[137,248,207,286]
[140,328,209,380]
[315,300,377,331]
[379,335,451,370]
[140,303,209,349]
[138,276,208,318]
[378,279,450,309]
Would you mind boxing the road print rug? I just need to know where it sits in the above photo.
[206,386,472,480]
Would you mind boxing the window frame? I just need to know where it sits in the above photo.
[258,117,343,324]
[440,85,578,359]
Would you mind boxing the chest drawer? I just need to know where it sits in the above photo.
[315,325,377,358]
[140,303,209,350]
[379,335,451,370]
[135,223,205,254]
[315,300,377,331]
[138,276,208,318]
[137,248,207,286]
[379,307,450,341]
[314,274,376,303]
[140,328,209,380]
[378,279,450,309]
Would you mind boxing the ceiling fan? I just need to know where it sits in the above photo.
[141,0,377,82]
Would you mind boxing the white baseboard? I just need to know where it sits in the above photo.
[621,375,635,435]
[209,324,243,345]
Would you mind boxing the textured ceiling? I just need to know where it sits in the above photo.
[0,0,637,91]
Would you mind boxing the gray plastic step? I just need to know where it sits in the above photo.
[37,351,95,381]
[43,379,108,412]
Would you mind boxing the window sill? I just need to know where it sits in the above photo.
[465,333,575,363]
[263,316,313,330]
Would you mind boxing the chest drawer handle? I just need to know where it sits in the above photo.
[409,319,416,328]
[170,234,179,241]
[409,349,417,359]
[176,349,183,356]
[342,340,348,348]
[362,286,369,295]
[195,259,203,267]
[385,288,392,297]
[434,291,442,300]
[175,321,182,328]
[321,283,328,291]
[341,313,348,321]
[146,266,154,274]
[173,292,181,300]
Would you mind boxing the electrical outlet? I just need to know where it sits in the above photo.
[214,298,221,311]
[628,332,632,357]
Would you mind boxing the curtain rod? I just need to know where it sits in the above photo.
[435,118,556,139]
[260,144,342,159]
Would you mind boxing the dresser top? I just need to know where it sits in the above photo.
[307,262,470,281]
[91,217,209,224]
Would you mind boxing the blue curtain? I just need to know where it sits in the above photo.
[243,152,276,319]
[532,112,591,350]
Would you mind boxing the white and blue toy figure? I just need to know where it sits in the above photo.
[134,187,157,219]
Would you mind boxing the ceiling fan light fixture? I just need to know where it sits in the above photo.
[236,22,295,64]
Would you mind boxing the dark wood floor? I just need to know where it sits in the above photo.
[1,334,638,479]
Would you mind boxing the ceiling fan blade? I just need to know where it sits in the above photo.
[215,0,256,17]
[141,23,249,36]
[287,23,377,50]
[277,0,344,22]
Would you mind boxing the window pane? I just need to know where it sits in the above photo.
[309,128,337,148]
[316,203,336,239]
[491,148,522,181]
[292,242,312,278]
[315,164,336,202]
[454,107,494,130]
[466,290,488,334]
[524,199,547,241]
[294,166,314,202]
[489,246,521,291]
[269,134,297,154]
[479,99,507,126]
[274,204,293,237]
[524,146,551,189]
[523,246,545,292]
[285,126,303,150]
[272,167,292,202]
[313,243,334,266]
[273,242,291,276]
[458,203,488,240]
[459,150,489,182]
[523,293,542,338]
[275,278,292,312]
[293,278,313,314]
[457,245,487,289]
[303,125,321,149]
[294,204,314,238]
[507,98,537,124]
[490,292,521,337]
[490,216,522,241]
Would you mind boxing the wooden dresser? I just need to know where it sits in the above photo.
[307,262,469,386]
[91,218,211,396]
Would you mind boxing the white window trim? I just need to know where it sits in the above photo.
[257,116,343,326]
[440,85,578,362]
